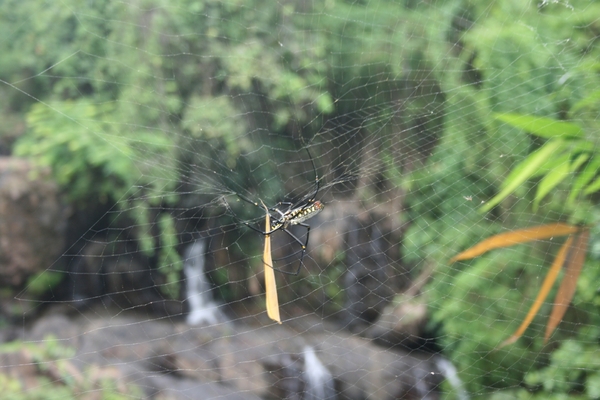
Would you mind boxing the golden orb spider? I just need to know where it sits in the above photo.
[226,146,324,276]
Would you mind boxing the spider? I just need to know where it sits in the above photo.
[226,146,324,275]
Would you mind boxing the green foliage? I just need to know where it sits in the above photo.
[402,1,600,398]
[25,271,63,297]
[182,96,250,169]
[14,101,177,205]
[523,340,600,399]
[513,258,600,398]
[14,99,179,286]
[481,111,600,214]
[14,101,139,202]
[431,251,548,393]
[2,0,600,398]
[157,213,183,299]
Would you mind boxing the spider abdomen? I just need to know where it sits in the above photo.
[287,200,324,226]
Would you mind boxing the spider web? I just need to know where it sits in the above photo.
[1,0,599,399]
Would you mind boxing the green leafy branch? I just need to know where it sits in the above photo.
[481,112,598,213]
[458,96,600,346]
[15,100,182,295]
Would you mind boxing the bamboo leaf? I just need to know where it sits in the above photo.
[570,153,590,172]
[494,113,584,138]
[583,175,600,196]
[533,159,571,211]
[499,236,573,348]
[480,140,565,213]
[545,229,589,342]
[570,140,595,155]
[532,152,571,178]
[450,223,578,263]
[570,90,600,114]
[569,156,600,204]
[262,201,281,324]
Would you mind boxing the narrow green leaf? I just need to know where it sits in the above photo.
[583,175,600,196]
[570,90,600,114]
[571,140,595,153]
[494,113,583,138]
[533,160,570,211]
[570,153,590,172]
[569,156,600,204]
[480,140,565,213]
[532,152,571,178]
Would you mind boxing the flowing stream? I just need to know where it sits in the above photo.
[303,346,336,400]
[183,239,222,326]
[435,357,469,400]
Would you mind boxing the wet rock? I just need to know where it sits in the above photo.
[68,239,184,317]
[2,310,442,399]
[0,157,68,287]
[366,293,429,349]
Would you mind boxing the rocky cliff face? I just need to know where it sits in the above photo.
[0,157,444,399]
[0,157,68,287]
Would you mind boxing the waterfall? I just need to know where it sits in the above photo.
[435,357,469,400]
[183,239,222,326]
[303,346,336,400]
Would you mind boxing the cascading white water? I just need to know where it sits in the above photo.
[303,346,336,400]
[435,357,469,400]
[183,239,222,326]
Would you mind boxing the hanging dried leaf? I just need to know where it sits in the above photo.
[262,201,281,324]
[450,223,578,263]
[498,236,573,348]
[544,229,589,342]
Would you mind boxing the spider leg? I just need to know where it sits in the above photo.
[266,223,310,276]
[238,215,287,236]
[236,193,292,218]
[299,145,320,206]
[270,202,293,218]
[270,201,294,210]
[223,195,285,236]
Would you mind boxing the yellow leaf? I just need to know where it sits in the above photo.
[450,223,578,263]
[498,236,573,348]
[262,201,281,324]
[544,229,589,342]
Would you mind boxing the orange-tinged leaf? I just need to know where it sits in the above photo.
[262,201,281,324]
[498,236,573,348]
[450,223,579,263]
[544,229,589,342]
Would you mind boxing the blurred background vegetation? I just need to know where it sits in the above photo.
[2,0,600,398]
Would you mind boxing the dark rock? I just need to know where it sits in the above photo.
[67,239,184,317]
[342,221,396,332]
[366,293,429,349]
[0,157,68,287]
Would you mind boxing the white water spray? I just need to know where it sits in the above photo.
[435,357,469,400]
[184,240,222,326]
[303,346,336,400]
